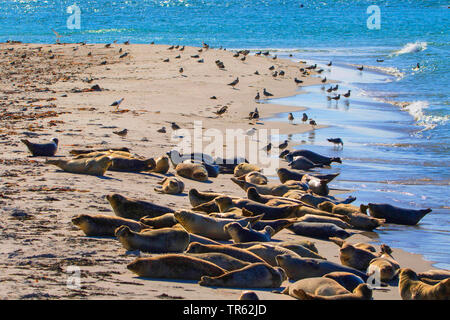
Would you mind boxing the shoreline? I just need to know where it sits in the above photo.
[0,42,443,300]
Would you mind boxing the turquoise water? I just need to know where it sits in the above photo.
[1,0,448,267]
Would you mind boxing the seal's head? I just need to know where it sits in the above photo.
[51,137,59,145]
[106,193,126,208]
[114,225,132,238]
[71,214,89,227]
[185,242,204,254]
[214,196,234,212]
[353,284,372,300]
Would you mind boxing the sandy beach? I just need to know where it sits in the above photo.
[0,42,440,300]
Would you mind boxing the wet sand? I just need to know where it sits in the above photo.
[0,42,438,300]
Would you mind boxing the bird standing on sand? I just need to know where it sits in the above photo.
[113,129,128,138]
[262,143,272,152]
[263,88,273,97]
[157,127,166,133]
[214,106,228,116]
[331,94,341,101]
[278,140,288,150]
[309,119,317,128]
[179,67,184,74]
[327,61,332,66]
[294,78,303,85]
[343,90,351,98]
[302,113,308,123]
[357,65,364,71]
[332,85,339,91]
[110,98,124,110]
[288,113,294,124]
[321,77,327,83]
[171,122,181,131]
[255,92,260,100]
[327,138,344,147]
[228,77,239,88]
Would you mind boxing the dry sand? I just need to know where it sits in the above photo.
[0,42,437,300]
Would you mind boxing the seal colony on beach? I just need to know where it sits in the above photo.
[3,41,445,301]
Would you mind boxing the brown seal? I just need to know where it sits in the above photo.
[231,177,308,197]
[224,222,274,243]
[236,171,268,185]
[106,193,174,220]
[45,155,112,176]
[291,283,372,300]
[188,189,228,207]
[115,225,190,253]
[140,213,178,229]
[367,244,400,282]
[154,177,185,194]
[234,163,261,177]
[185,242,266,264]
[301,174,329,196]
[323,272,366,292]
[288,221,351,240]
[199,262,285,288]
[187,252,251,271]
[337,242,379,271]
[297,214,352,229]
[176,163,208,181]
[127,254,226,280]
[329,237,376,252]
[71,214,144,236]
[399,268,450,300]
[150,155,170,174]
[282,277,352,298]
[367,203,432,226]
[173,209,262,241]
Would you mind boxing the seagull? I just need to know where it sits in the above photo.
[263,88,273,97]
[321,77,327,83]
[327,138,344,147]
[241,56,246,61]
[357,65,364,71]
[302,113,308,123]
[278,140,288,150]
[413,63,420,71]
[332,85,339,91]
[197,58,204,63]
[52,29,62,43]
[249,108,259,120]
[175,54,181,59]
[210,96,217,99]
[228,77,239,88]
[294,78,303,84]
[327,61,332,66]
[171,122,181,131]
[272,55,277,60]
[288,113,294,124]
[119,52,128,58]
[113,128,128,137]
[343,90,351,98]
[269,66,275,70]
[331,94,341,101]
[255,92,260,100]
[168,45,174,50]
[163,58,169,62]
[246,128,257,139]
[157,127,166,133]
[110,98,124,109]
[279,70,285,76]
[309,119,317,128]
[254,70,259,75]
[272,71,278,78]
[326,86,333,93]
[179,67,184,74]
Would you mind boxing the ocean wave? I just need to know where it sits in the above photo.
[391,41,427,56]
[82,28,132,34]
[401,101,449,131]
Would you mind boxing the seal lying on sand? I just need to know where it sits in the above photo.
[45,155,112,176]
[69,147,129,156]
[399,268,450,300]
[283,277,357,298]
[290,283,372,300]
[71,214,144,236]
[175,163,209,181]
[301,175,329,196]
[285,191,356,207]
[318,203,384,231]
[337,242,380,271]
[367,203,432,226]
[367,244,400,282]
[329,237,376,252]
[275,255,368,281]
[250,215,297,235]
[183,159,219,178]
[231,178,308,197]
[154,177,185,194]
[288,156,326,170]
[234,163,261,177]
[150,155,170,174]
[288,221,351,240]
[277,168,339,184]
[233,242,324,261]
[174,210,262,241]
[187,253,251,271]
[127,254,226,280]
[188,189,229,207]
[285,150,342,166]
[224,222,274,243]
[108,157,155,172]
[106,193,174,220]
[318,201,368,216]
[21,138,58,156]
[236,171,268,185]
[297,214,352,229]
[186,242,266,264]
[215,196,299,220]
[417,270,450,282]
[199,263,285,288]
[115,226,190,253]
[140,213,178,229]
[323,272,366,292]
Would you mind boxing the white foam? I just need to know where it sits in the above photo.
[392,41,427,56]
[401,101,449,131]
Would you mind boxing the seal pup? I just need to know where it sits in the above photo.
[301,174,329,196]
[285,149,341,166]
[127,254,226,280]
[237,171,268,185]
[337,242,380,271]
[224,222,274,243]
[71,214,144,237]
[175,162,208,181]
[233,163,261,177]
[288,222,351,240]
[329,237,376,253]
[173,210,263,241]
[199,263,285,288]
[150,155,170,174]
[115,226,190,253]
[188,253,251,271]
[154,177,185,194]
[282,277,353,298]
[21,137,58,156]
[290,283,372,300]
[367,203,432,225]
[186,242,266,264]
[275,255,369,281]
[106,193,175,220]
[398,268,450,300]
[45,155,112,176]
[140,213,178,229]
[297,214,352,230]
